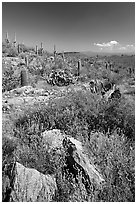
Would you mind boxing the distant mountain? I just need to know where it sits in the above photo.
[81,51,135,57]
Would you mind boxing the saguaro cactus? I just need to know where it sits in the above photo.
[41,42,43,55]
[5,32,10,44]
[36,45,38,55]
[13,32,16,47]
[129,67,132,75]
[54,45,56,58]
[25,56,29,67]
[77,59,81,76]
[62,51,65,61]
[20,67,28,87]
[18,44,20,54]
[105,62,108,69]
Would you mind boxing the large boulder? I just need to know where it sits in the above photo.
[3,161,57,202]
[2,136,57,202]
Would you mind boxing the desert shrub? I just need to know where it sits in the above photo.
[96,97,135,140]
[2,136,18,157]
[14,89,134,142]
[7,47,18,57]
[2,66,20,92]
[15,135,66,175]
[55,171,92,202]
[19,44,35,53]
[106,55,135,80]
[19,53,26,59]
[13,90,99,147]
[88,131,135,202]
[2,42,11,54]
[2,42,18,57]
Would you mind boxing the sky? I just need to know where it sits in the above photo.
[2,2,135,53]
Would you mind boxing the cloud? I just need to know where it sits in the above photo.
[118,44,135,51]
[93,41,135,52]
[94,40,119,47]
[126,44,134,48]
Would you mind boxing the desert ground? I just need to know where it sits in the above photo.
[2,43,135,202]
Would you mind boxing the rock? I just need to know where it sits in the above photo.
[42,129,64,149]
[109,88,121,100]
[104,88,121,101]
[2,104,10,112]
[8,162,57,202]
[42,129,105,194]
[68,137,105,185]
[11,86,33,95]
[103,89,114,101]
[34,88,46,96]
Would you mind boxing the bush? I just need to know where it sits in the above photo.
[19,44,35,53]
[2,42,18,57]
[7,48,18,57]
[14,89,134,142]
[2,66,20,92]
[96,97,135,140]
[88,131,135,202]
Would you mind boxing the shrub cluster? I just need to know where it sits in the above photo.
[14,90,134,141]
[2,66,20,92]
[2,42,18,57]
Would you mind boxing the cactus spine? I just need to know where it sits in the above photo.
[21,67,28,87]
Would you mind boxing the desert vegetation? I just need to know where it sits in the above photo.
[2,41,135,201]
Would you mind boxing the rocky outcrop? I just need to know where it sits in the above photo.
[42,129,105,194]
[67,137,105,185]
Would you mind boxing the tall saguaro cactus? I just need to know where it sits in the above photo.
[62,51,65,61]
[77,59,81,76]
[36,45,38,55]
[5,32,10,44]
[41,42,43,55]
[25,56,29,67]
[54,44,56,58]
[13,32,16,47]
[20,67,28,87]
[18,44,20,54]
